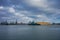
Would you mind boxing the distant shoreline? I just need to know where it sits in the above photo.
[0,24,60,25]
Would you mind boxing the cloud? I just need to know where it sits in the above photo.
[0,6,4,10]
[24,0,60,12]
[0,6,56,22]
[13,11,34,23]
[24,0,48,8]
[0,0,60,23]
[0,6,34,23]
[22,0,60,22]
[35,14,51,22]
[8,7,15,13]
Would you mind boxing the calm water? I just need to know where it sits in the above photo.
[0,25,60,40]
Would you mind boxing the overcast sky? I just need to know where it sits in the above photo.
[0,0,60,23]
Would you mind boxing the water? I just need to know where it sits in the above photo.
[0,25,60,40]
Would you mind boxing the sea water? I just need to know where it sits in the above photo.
[0,25,60,40]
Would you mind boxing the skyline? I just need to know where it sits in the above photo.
[0,0,60,23]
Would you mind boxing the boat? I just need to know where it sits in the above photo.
[28,21,40,25]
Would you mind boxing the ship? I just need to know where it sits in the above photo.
[28,21,40,25]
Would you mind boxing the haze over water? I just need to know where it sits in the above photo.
[0,25,60,40]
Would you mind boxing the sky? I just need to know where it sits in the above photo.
[0,0,60,23]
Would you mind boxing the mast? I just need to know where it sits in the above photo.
[16,19,17,24]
